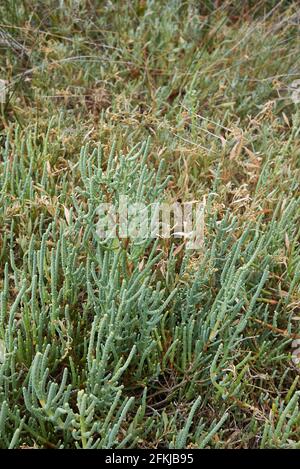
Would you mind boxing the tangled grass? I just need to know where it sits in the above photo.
[0,0,300,449]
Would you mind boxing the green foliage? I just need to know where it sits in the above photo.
[0,0,300,449]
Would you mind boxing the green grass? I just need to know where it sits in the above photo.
[0,0,300,449]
